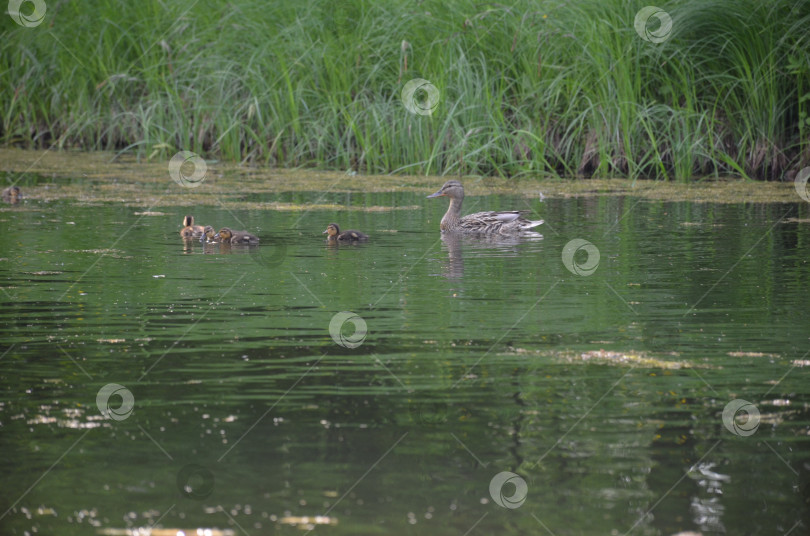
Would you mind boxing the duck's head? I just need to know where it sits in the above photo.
[215,227,234,241]
[183,215,195,227]
[323,223,340,237]
[200,225,216,242]
[427,180,464,200]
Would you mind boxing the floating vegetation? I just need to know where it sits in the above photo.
[217,201,422,212]
[64,249,131,259]
[506,347,706,369]
[279,515,338,529]
[98,529,235,536]
[563,350,699,369]
[0,149,802,206]
[726,351,779,358]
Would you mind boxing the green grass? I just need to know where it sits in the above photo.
[2,0,809,180]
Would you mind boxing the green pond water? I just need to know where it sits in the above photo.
[1,169,809,536]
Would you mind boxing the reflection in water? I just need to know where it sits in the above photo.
[183,238,222,255]
[440,233,464,279]
[183,240,262,255]
[435,232,544,280]
[688,462,730,533]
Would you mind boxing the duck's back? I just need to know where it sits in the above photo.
[454,211,542,234]
[338,230,369,241]
[230,232,259,244]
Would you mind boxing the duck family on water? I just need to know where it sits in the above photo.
[180,180,543,244]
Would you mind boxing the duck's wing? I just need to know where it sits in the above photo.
[494,211,523,222]
[459,211,543,233]
[462,210,519,223]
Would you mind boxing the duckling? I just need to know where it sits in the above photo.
[215,227,260,245]
[2,186,21,204]
[199,225,219,243]
[323,223,369,241]
[180,215,206,238]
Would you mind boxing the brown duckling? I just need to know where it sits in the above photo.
[2,186,21,204]
[200,225,219,242]
[180,215,206,238]
[323,223,369,241]
[215,227,260,245]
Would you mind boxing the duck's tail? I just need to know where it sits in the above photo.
[520,219,544,230]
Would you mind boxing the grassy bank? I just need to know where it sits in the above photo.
[2,0,809,180]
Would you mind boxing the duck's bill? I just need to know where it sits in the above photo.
[322,229,329,234]
[427,191,446,198]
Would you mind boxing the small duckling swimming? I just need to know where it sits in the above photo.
[199,225,219,242]
[180,215,206,238]
[323,223,369,242]
[215,227,260,245]
[2,186,21,204]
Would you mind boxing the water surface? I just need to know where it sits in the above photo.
[1,168,809,536]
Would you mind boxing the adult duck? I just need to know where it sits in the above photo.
[427,180,543,235]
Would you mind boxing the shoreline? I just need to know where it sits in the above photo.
[0,148,803,206]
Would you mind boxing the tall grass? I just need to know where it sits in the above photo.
[1,0,809,180]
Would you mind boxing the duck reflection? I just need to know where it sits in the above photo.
[437,232,542,280]
[440,233,465,279]
[183,238,225,255]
